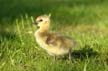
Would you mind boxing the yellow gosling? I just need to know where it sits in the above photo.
[34,14,76,60]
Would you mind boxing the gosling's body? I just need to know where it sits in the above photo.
[35,31,74,56]
[34,15,76,58]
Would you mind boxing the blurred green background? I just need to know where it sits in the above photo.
[0,0,108,24]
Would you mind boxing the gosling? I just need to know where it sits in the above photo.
[34,14,76,60]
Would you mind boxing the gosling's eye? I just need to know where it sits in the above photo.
[39,19,43,22]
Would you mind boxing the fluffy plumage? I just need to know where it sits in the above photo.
[34,14,76,60]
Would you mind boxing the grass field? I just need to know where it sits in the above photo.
[0,0,108,71]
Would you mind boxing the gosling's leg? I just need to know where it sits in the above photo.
[50,55,56,65]
[53,55,56,62]
[69,51,71,61]
[69,48,72,60]
[68,49,72,64]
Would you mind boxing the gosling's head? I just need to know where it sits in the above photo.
[34,14,51,28]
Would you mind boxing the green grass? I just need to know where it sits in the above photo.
[0,0,108,71]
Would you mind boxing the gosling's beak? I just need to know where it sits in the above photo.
[33,22,38,25]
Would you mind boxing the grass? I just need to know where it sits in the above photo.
[0,0,108,71]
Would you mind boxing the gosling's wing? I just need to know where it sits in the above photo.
[45,33,76,47]
[63,36,77,47]
[45,33,58,46]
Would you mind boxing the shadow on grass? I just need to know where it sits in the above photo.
[72,47,99,60]
[55,47,99,61]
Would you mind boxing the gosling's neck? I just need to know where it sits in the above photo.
[38,26,50,33]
